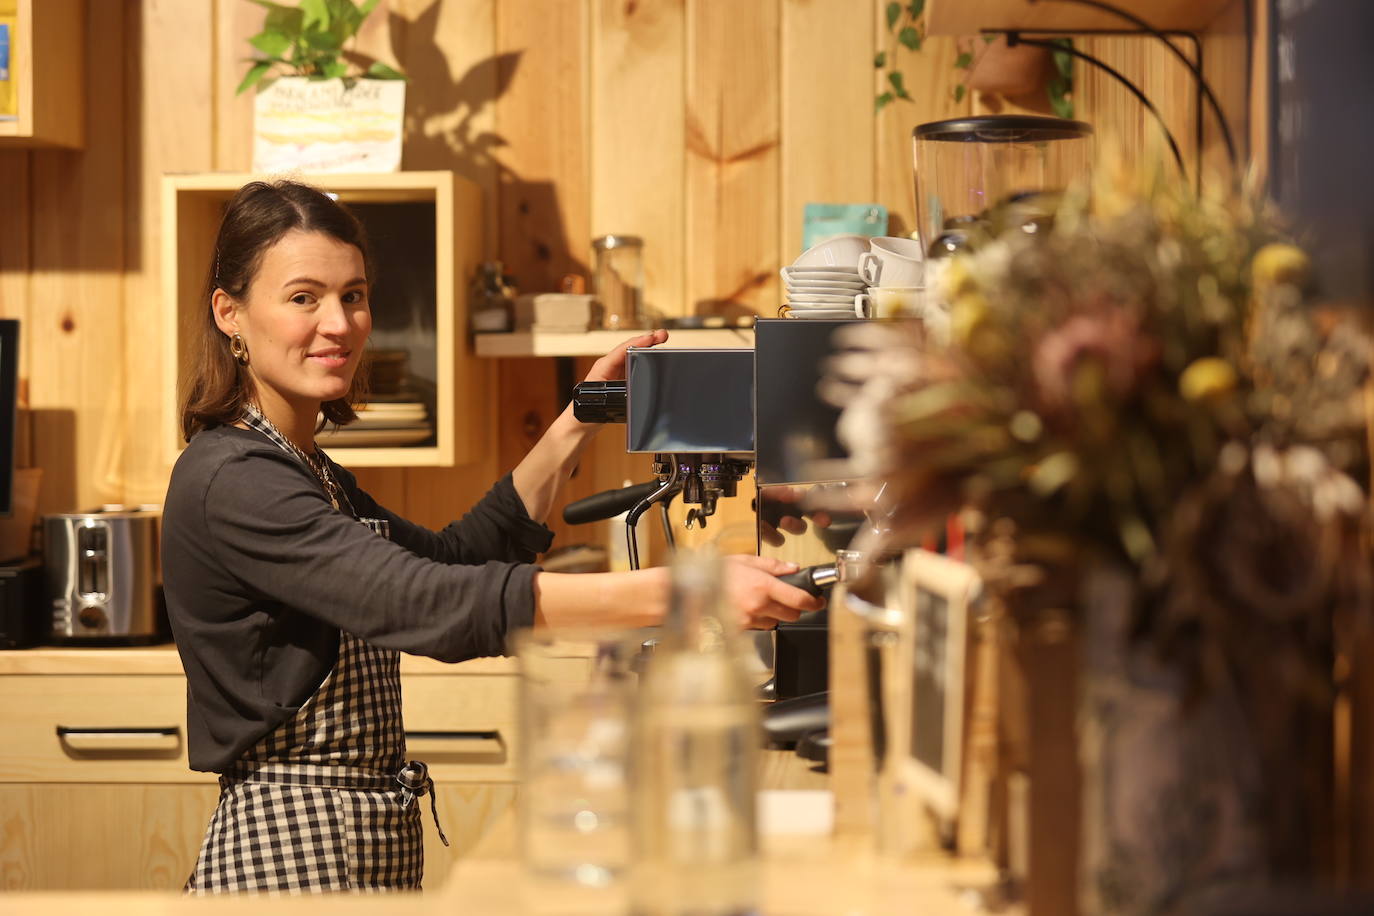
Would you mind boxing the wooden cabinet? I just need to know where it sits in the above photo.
[0,0,84,148]
[161,171,484,468]
[0,649,524,892]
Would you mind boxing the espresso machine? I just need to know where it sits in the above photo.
[565,318,880,755]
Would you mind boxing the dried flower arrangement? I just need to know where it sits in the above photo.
[828,153,1373,680]
[825,153,1374,895]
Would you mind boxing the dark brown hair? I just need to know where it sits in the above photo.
[180,180,374,442]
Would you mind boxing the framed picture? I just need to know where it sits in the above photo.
[899,548,983,828]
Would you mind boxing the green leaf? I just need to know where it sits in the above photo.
[875,91,894,112]
[954,51,973,69]
[1049,84,1074,118]
[1051,38,1074,78]
[886,1,901,31]
[874,51,887,68]
[235,59,274,95]
[320,58,349,79]
[953,83,966,103]
[365,60,407,81]
[907,0,925,18]
[888,70,909,98]
[358,0,381,17]
[299,0,331,32]
[248,29,292,58]
[898,26,921,50]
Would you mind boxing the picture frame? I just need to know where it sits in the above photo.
[898,547,983,830]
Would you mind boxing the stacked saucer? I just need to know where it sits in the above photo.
[780,233,868,319]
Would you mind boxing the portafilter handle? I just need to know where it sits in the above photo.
[571,380,627,424]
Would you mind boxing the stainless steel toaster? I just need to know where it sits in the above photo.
[43,507,164,644]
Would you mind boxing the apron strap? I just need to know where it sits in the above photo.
[397,759,450,848]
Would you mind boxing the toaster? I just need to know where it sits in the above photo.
[43,507,165,644]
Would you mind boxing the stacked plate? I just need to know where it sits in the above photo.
[317,400,434,448]
[781,266,864,319]
[780,233,869,319]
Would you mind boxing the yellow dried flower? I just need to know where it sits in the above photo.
[1179,357,1238,402]
[1251,243,1310,290]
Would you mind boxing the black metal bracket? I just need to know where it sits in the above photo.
[979,0,1241,193]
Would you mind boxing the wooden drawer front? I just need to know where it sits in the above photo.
[402,674,519,783]
[0,675,209,784]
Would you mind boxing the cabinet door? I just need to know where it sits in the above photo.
[419,782,518,892]
[0,783,220,890]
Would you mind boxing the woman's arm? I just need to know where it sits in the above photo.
[511,329,668,524]
[532,554,825,630]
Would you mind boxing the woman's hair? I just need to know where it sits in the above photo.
[180,180,373,442]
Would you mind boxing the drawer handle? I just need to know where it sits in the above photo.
[56,725,182,756]
[404,729,506,760]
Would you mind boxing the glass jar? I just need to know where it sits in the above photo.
[592,235,645,330]
[912,115,1093,260]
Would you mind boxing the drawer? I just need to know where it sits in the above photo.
[401,674,520,783]
[0,675,210,784]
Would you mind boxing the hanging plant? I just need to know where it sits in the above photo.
[874,1,1074,118]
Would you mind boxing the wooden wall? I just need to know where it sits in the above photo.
[0,0,1254,554]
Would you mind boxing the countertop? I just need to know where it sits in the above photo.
[0,835,1004,915]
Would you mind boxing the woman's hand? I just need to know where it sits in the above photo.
[583,329,668,384]
[724,555,827,630]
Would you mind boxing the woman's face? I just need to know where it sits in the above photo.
[217,229,371,418]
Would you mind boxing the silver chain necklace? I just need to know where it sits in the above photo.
[243,405,345,512]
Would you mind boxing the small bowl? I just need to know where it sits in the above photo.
[791,233,870,269]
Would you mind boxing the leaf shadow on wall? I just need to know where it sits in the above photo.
[392,4,588,293]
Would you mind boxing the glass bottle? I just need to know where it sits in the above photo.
[592,235,646,330]
[630,547,760,916]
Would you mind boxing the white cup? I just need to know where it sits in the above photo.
[793,233,871,269]
[858,236,925,287]
[853,286,925,320]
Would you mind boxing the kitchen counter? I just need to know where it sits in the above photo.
[0,834,1005,914]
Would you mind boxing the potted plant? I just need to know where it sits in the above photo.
[238,0,408,174]
[875,0,1074,117]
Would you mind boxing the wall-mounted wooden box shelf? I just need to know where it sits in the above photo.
[0,0,84,148]
[925,0,1234,35]
[162,171,483,468]
[473,327,755,358]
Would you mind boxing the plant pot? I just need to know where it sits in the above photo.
[252,76,405,174]
[963,35,1051,99]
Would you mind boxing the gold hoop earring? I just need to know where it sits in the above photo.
[229,332,250,366]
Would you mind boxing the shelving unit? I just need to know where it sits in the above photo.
[0,0,84,148]
[161,170,483,467]
[473,326,755,358]
[925,0,1234,34]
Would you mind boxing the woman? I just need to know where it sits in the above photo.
[162,180,820,894]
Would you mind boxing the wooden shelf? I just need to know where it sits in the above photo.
[0,0,83,148]
[474,327,756,357]
[925,0,1234,35]
[162,170,483,468]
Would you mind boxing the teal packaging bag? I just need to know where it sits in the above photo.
[801,203,888,254]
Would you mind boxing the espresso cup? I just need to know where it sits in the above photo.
[858,236,925,288]
[854,286,925,320]
[793,233,871,270]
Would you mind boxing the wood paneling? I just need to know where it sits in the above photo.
[26,0,127,516]
[685,0,780,318]
[591,0,686,320]
[781,0,875,266]
[4,0,1259,545]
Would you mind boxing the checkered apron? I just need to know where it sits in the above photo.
[186,417,445,894]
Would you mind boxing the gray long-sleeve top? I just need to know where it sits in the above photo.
[162,425,554,773]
